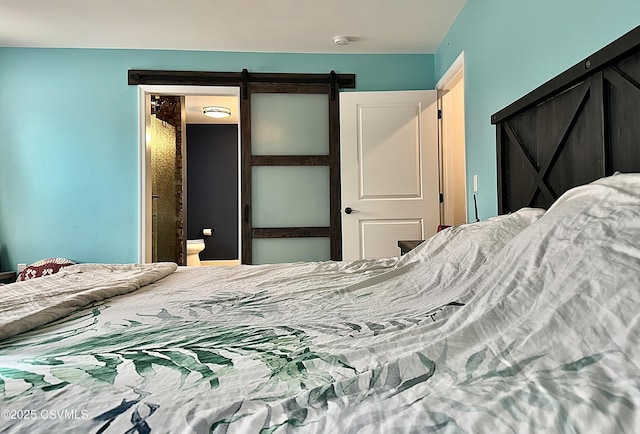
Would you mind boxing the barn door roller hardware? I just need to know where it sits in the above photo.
[128,69,356,94]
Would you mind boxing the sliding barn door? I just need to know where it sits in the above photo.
[241,83,342,264]
[340,90,440,261]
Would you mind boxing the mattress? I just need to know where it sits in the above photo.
[1,174,639,433]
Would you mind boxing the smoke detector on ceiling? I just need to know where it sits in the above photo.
[333,36,350,46]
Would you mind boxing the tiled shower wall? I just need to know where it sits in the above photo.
[151,95,185,265]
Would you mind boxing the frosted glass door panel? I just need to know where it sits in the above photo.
[253,238,330,264]
[251,94,329,155]
[252,166,330,227]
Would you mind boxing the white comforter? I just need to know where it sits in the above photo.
[0,174,639,434]
[0,262,177,340]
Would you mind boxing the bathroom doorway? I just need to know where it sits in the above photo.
[139,85,241,265]
[134,70,354,265]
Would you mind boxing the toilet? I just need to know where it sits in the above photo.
[186,239,205,266]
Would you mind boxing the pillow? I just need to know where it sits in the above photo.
[545,173,640,215]
[16,258,76,281]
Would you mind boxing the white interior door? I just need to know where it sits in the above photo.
[340,90,440,261]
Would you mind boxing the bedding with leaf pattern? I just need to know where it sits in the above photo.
[1,174,640,433]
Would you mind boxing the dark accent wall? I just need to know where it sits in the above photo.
[186,124,239,260]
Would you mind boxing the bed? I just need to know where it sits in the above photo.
[2,28,640,433]
[493,25,640,213]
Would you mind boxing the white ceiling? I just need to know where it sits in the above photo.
[2,0,467,124]
[0,0,466,54]
[185,95,239,124]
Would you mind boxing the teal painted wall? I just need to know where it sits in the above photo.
[436,0,640,221]
[0,48,434,269]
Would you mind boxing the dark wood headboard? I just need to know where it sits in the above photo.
[492,26,640,214]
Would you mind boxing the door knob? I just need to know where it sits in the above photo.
[344,207,353,214]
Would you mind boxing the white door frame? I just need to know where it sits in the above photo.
[137,85,241,263]
[435,51,467,225]
[436,51,465,93]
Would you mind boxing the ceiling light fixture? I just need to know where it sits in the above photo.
[333,35,350,46]
[203,106,231,118]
